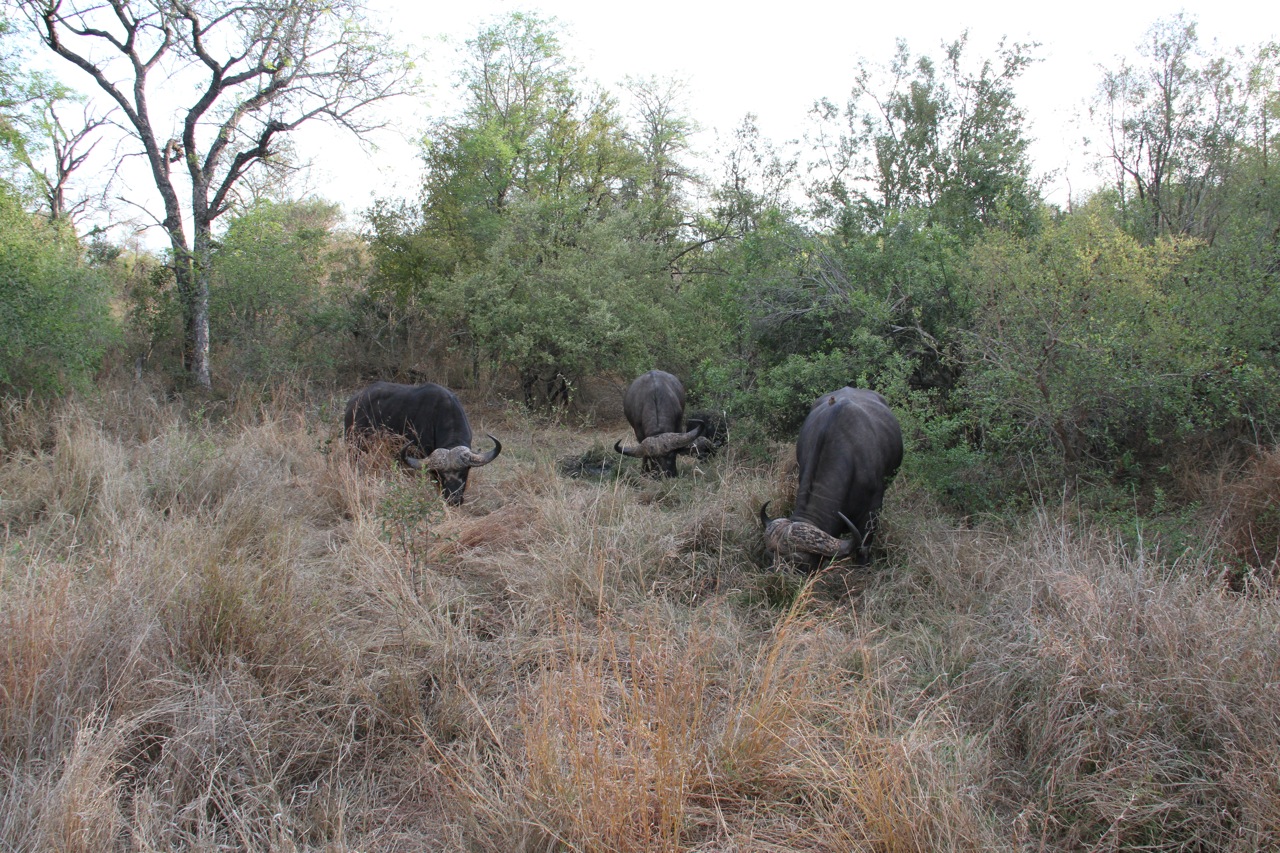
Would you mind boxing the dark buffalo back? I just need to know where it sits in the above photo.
[793,387,903,550]
[343,381,476,503]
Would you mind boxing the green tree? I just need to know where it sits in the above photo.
[0,182,118,395]
[958,206,1208,472]
[1091,15,1266,242]
[463,197,678,405]
[369,13,703,401]
[809,33,1041,239]
[210,198,358,380]
[13,0,412,388]
[623,75,699,252]
[0,14,32,170]
[690,35,1042,438]
[413,13,638,268]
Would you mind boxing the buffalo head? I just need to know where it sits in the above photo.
[759,502,865,566]
[405,433,502,505]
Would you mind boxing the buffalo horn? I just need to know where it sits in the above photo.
[614,438,641,458]
[763,517,792,555]
[762,515,856,559]
[614,423,703,458]
[837,511,864,544]
[405,434,502,472]
[464,434,502,467]
[784,520,855,558]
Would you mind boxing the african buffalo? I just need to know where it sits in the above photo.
[614,370,703,478]
[343,381,501,505]
[761,387,902,568]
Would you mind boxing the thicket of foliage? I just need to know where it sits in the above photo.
[1,16,116,393]
[210,199,367,381]
[4,10,1277,511]
[0,183,117,394]
[346,13,1280,514]
[364,14,712,403]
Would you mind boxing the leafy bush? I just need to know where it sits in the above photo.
[957,207,1204,473]
[210,199,364,382]
[457,199,683,405]
[0,184,118,395]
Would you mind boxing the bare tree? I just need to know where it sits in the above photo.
[15,0,412,386]
[14,94,108,221]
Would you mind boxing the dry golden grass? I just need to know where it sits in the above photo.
[3,385,1280,851]
[1204,445,1280,587]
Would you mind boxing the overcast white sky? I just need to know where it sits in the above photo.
[294,0,1274,220]
[17,0,1274,236]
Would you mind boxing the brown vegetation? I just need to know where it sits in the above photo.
[3,385,1279,851]
[1206,447,1280,588]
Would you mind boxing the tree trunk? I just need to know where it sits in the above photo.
[173,232,212,389]
[189,225,214,388]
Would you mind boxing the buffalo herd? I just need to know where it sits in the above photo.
[343,371,902,570]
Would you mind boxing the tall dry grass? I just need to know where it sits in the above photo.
[3,385,1279,850]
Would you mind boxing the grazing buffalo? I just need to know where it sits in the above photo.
[614,370,703,478]
[343,381,501,505]
[761,387,902,568]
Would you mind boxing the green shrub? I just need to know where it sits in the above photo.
[957,207,1203,474]
[210,199,362,382]
[0,185,118,395]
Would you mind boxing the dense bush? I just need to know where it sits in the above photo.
[210,199,367,383]
[956,204,1280,481]
[455,200,687,405]
[0,183,118,395]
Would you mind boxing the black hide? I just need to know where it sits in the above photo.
[791,387,903,566]
[343,381,481,505]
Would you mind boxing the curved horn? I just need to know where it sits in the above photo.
[463,434,502,467]
[763,518,856,559]
[762,518,790,555]
[615,438,643,458]
[679,421,704,444]
[410,435,504,472]
[784,520,855,558]
[642,425,703,456]
[759,501,772,530]
[837,512,863,544]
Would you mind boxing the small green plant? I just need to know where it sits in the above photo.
[377,475,444,596]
